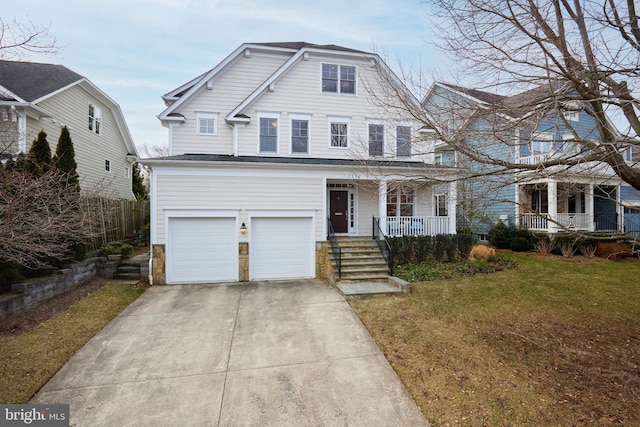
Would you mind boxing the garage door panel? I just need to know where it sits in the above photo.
[169,217,237,283]
[251,217,314,280]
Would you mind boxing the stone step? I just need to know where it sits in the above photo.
[338,261,389,270]
[117,266,140,274]
[337,281,403,299]
[338,271,390,281]
[341,265,389,274]
[114,273,141,280]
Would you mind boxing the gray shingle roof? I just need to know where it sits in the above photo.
[144,153,450,170]
[249,42,370,55]
[0,61,84,102]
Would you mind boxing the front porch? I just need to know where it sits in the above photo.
[326,179,457,238]
[518,181,621,233]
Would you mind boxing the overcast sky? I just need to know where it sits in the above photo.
[4,0,454,154]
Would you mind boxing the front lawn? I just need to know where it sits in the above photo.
[350,254,640,425]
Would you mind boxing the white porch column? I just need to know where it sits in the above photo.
[448,180,457,234]
[378,179,387,235]
[548,180,558,233]
[585,184,594,231]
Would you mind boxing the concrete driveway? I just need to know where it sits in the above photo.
[32,280,429,426]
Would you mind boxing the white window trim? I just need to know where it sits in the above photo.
[196,112,218,136]
[328,116,350,149]
[435,193,448,217]
[124,166,130,178]
[434,153,443,165]
[257,112,280,154]
[320,63,357,95]
[89,103,102,135]
[289,113,311,156]
[367,119,385,157]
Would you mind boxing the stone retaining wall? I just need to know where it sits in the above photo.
[0,257,114,323]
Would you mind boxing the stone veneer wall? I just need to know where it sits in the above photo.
[239,242,249,282]
[0,257,113,322]
[151,244,166,285]
[316,241,335,286]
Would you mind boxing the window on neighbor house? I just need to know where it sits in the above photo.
[369,124,384,157]
[531,189,549,214]
[530,132,553,155]
[396,125,411,157]
[330,121,349,148]
[322,64,356,94]
[105,159,111,172]
[89,103,102,135]
[434,154,443,165]
[124,166,130,178]
[435,194,448,216]
[387,186,414,217]
[259,117,278,153]
[197,112,218,135]
[291,118,309,154]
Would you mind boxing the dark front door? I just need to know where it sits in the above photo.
[330,191,349,233]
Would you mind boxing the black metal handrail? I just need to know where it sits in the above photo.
[327,217,342,278]
[372,216,393,275]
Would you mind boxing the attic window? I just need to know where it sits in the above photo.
[322,64,356,94]
[89,103,102,135]
[197,112,218,135]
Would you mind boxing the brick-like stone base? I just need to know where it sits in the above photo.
[152,244,166,285]
[239,242,249,282]
[316,241,335,286]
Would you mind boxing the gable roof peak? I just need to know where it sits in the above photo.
[247,41,371,55]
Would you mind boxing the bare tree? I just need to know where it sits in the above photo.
[0,17,60,60]
[0,163,97,269]
[137,143,169,159]
[382,0,640,191]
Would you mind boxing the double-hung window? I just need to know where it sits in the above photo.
[369,123,384,157]
[89,103,101,135]
[322,64,356,94]
[291,116,310,154]
[530,131,553,156]
[396,125,411,157]
[197,112,218,135]
[435,194,448,217]
[259,116,278,153]
[387,186,414,217]
[329,118,349,148]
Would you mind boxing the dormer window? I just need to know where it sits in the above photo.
[322,64,356,94]
[89,103,101,135]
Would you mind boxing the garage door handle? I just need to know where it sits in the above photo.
[335,212,342,216]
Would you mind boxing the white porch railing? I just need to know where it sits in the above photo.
[520,213,591,231]
[384,216,450,236]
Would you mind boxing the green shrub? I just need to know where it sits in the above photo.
[414,235,433,263]
[488,221,516,249]
[510,236,531,252]
[395,255,518,282]
[101,242,134,258]
[456,234,475,259]
[0,261,23,293]
[434,234,448,261]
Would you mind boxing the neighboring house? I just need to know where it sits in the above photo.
[423,81,640,240]
[144,42,459,285]
[0,61,138,199]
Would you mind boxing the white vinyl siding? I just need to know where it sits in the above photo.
[153,173,324,244]
[170,53,289,155]
[24,84,134,198]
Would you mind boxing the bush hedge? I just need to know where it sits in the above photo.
[388,234,476,265]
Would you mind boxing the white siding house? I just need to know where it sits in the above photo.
[0,61,138,199]
[146,42,459,285]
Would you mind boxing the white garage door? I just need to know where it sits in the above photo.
[168,217,237,283]
[251,217,314,280]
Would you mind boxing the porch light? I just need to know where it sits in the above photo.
[240,222,247,234]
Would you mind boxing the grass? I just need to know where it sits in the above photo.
[0,283,145,403]
[350,254,640,426]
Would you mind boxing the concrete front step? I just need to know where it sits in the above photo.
[338,273,390,282]
[337,282,403,299]
[114,273,141,280]
[117,266,140,274]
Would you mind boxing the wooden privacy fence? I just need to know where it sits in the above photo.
[83,198,150,251]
